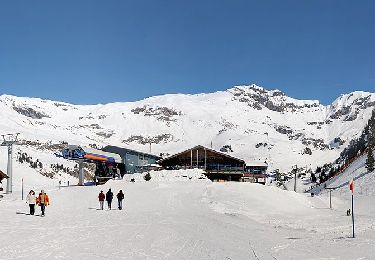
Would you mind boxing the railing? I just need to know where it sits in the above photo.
[206,166,244,173]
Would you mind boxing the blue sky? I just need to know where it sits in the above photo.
[0,0,374,105]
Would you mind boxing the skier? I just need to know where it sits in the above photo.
[105,188,113,210]
[26,190,36,215]
[36,190,50,216]
[116,190,124,210]
[98,190,105,210]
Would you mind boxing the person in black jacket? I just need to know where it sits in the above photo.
[117,190,124,210]
[106,189,114,210]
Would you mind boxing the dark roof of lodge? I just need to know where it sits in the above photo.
[158,145,245,164]
[102,145,161,159]
[0,170,8,179]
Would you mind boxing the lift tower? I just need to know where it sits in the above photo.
[1,133,19,193]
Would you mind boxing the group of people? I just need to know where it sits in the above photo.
[98,189,124,210]
[25,188,124,215]
[26,190,50,216]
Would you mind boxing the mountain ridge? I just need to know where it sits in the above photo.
[0,84,374,173]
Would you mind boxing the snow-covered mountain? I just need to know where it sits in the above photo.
[1,84,374,172]
[2,85,375,260]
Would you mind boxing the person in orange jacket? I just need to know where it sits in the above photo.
[36,190,50,216]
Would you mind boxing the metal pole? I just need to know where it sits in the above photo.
[6,144,13,193]
[204,148,207,170]
[329,190,332,209]
[294,171,297,192]
[352,193,355,238]
[21,178,24,200]
[78,159,84,186]
[265,132,270,167]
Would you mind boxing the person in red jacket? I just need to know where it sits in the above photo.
[98,191,105,210]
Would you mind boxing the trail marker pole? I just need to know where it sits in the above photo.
[352,193,355,238]
[349,179,355,238]
[21,178,24,200]
[329,189,332,209]
[293,165,297,192]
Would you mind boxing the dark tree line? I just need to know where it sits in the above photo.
[17,152,43,169]
[336,109,375,173]
[365,110,375,172]
[311,163,340,184]
[17,151,80,178]
[311,109,375,184]
[50,163,79,177]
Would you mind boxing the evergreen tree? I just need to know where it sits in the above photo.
[368,110,375,148]
[328,168,335,178]
[365,109,375,172]
[311,173,317,183]
[320,171,327,183]
[366,146,375,172]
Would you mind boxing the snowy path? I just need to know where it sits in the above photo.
[1,179,375,259]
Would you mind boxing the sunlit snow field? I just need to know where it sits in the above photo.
[1,168,375,260]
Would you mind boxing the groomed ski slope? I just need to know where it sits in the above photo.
[1,169,375,260]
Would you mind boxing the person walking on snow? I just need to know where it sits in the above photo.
[36,190,49,216]
[117,190,124,210]
[106,189,113,210]
[26,190,36,215]
[98,190,105,210]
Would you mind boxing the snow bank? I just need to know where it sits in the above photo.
[203,182,315,223]
[112,169,208,183]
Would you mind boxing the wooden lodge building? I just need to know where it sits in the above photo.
[0,170,8,192]
[0,170,8,183]
[158,145,267,183]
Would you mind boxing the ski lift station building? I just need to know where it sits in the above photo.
[102,145,161,174]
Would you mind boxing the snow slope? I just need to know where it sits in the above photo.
[1,169,374,259]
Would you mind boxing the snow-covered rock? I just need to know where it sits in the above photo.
[0,84,374,176]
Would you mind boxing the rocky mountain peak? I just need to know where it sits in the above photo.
[329,91,375,122]
[228,84,319,113]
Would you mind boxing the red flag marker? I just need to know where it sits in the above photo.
[349,178,354,193]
